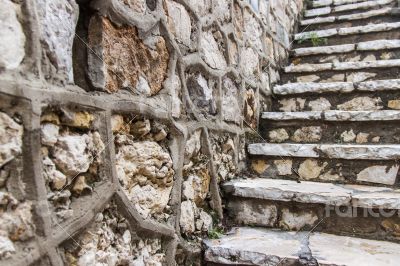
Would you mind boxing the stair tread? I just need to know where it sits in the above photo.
[301,6,393,25]
[273,79,400,95]
[223,178,400,208]
[248,143,400,160]
[295,22,400,41]
[293,39,400,56]
[284,59,400,73]
[305,0,394,18]
[204,227,400,266]
[312,0,376,8]
[261,110,400,121]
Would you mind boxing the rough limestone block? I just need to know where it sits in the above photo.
[87,16,169,95]
[273,82,354,95]
[338,7,392,21]
[228,200,278,227]
[285,63,332,73]
[0,0,25,70]
[279,208,318,230]
[165,0,191,46]
[36,0,79,82]
[293,44,355,56]
[200,31,227,70]
[301,16,335,26]
[305,7,331,17]
[357,165,399,185]
[357,40,400,51]
[338,22,400,36]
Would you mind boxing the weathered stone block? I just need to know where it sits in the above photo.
[37,0,79,82]
[88,16,169,95]
[0,0,25,70]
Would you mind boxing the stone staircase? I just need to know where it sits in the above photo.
[204,0,400,265]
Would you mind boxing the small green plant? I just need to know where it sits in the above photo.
[208,227,225,239]
[297,32,328,47]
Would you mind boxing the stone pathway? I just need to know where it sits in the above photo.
[204,0,400,265]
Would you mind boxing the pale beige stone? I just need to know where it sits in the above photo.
[388,100,400,110]
[308,98,331,111]
[274,160,292,176]
[298,159,327,180]
[279,98,306,112]
[279,208,318,230]
[337,97,383,111]
[356,132,369,144]
[251,160,269,174]
[341,130,356,142]
[291,126,322,142]
[269,128,289,143]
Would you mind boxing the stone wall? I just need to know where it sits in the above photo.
[0,0,303,265]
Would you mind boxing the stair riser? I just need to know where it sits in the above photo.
[291,49,400,65]
[273,92,400,112]
[294,30,400,49]
[249,156,400,186]
[282,68,400,84]
[262,121,400,145]
[300,14,397,31]
[227,197,400,242]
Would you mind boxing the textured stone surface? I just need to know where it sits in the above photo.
[293,44,355,56]
[200,31,227,70]
[291,126,322,142]
[116,140,174,221]
[248,143,400,160]
[285,63,332,73]
[228,200,278,227]
[0,112,23,168]
[337,97,382,111]
[358,40,400,51]
[305,7,331,17]
[299,159,327,180]
[204,227,306,265]
[0,0,25,70]
[165,0,191,46]
[333,0,393,12]
[310,232,399,266]
[279,208,318,230]
[88,16,169,94]
[309,98,332,111]
[221,78,240,123]
[357,79,400,92]
[37,0,79,82]
[357,165,399,185]
[224,178,352,206]
[269,128,289,143]
[273,82,354,95]
[339,7,392,21]
[338,22,400,35]
[64,202,165,265]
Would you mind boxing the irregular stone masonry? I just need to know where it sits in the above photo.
[0,0,305,265]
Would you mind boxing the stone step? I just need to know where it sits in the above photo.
[224,178,400,209]
[305,0,395,18]
[274,93,400,112]
[293,40,400,57]
[262,111,400,121]
[312,0,386,8]
[285,59,400,73]
[204,227,400,266]
[248,143,400,160]
[301,7,393,26]
[295,22,400,41]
